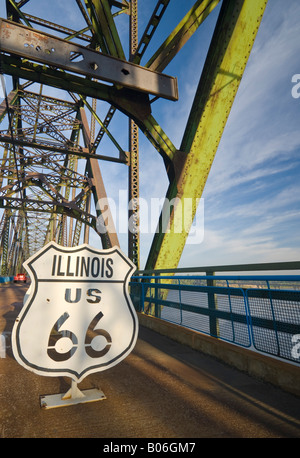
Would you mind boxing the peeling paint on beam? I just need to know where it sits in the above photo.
[146,0,269,272]
[0,19,178,101]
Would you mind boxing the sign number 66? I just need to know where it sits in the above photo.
[47,311,112,362]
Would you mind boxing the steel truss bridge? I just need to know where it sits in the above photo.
[0,0,269,276]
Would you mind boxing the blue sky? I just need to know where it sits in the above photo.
[0,0,299,269]
[137,0,300,269]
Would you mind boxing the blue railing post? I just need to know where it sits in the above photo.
[206,271,219,337]
[266,280,280,356]
[130,272,300,364]
[178,278,183,325]
[226,279,235,342]
[154,273,161,318]
[141,281,145,313]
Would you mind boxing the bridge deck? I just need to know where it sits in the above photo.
[0,284,299,439]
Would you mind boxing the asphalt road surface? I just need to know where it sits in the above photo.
[0,283,300,439]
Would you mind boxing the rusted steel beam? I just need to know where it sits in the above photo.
[79,107,119,249]
[0,19,178,101]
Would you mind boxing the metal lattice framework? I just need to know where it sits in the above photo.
[0,0,268,275]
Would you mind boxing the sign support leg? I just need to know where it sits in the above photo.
[40,379,106,409]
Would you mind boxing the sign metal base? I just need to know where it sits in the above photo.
[40,380,106,409]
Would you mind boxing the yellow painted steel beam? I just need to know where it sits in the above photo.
[145,0,269,272]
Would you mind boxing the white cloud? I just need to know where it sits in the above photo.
[181,225,300,269]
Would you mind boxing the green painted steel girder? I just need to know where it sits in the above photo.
[0,89,18,122]
[85,0,125,58]
[145,0,269,272]
[132,0,170,65]
[0,55,177,166]
[146,0,221,72]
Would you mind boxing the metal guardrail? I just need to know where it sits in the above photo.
[0,276,14,283]
[135,261,300,275]
[130,274,300,365]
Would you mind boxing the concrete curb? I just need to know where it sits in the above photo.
[138,312,300,397]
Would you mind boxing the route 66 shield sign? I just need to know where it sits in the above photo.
[12,242,138,383]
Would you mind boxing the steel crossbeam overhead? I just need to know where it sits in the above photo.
[0,19,178,101]
[0,0,268,275]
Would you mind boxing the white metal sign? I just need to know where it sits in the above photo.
[12,242,138,383]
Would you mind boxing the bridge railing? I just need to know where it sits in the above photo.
[0,276,14,283]
[130,262,300,365]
